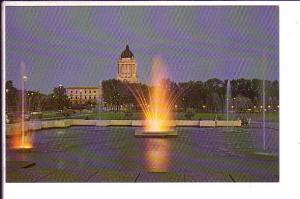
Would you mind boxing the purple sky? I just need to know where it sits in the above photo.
[5,6,279,93]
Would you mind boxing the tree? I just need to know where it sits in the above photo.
[26,90,44,112]
[52,85,70,110]
[235,96,253,111]
[204,78,224,112]
[5,80,18,112]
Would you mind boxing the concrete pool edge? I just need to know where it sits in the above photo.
[6,119,242,135]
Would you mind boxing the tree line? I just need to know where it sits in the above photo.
[5,80,71,112]
[102,78,279,113]
[5,77,279,113]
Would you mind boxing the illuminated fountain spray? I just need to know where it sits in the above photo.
[226,80,231,123]
[262,51,267,151]
[11,61,32,149]
[131,56,186,137]
[262,71,266,151]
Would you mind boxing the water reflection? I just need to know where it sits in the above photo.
[145,138,171,172]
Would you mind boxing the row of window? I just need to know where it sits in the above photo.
[69,90,97,94]
[70,96,97,100]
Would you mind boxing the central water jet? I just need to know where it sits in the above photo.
[132,57,178,137]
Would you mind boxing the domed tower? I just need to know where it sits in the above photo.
[117,45,138,83]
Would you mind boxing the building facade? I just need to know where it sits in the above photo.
[117,45,138,83]
[66,86,102,104]
[66,45,138,105]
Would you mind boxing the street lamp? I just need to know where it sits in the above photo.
[23,75,28,82]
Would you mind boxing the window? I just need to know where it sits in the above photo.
[71,91,73,93]
[75,91,77,94]
[89,91,91,93]
[94,91,96,93]
[94,96,96,99]
[85,91,87,94]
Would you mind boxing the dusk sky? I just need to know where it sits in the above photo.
[6,6,279,93]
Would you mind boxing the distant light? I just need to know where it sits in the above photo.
[202,105,206,108]
[277,105,279,108]
[247,109,252,111]
[268,105,271,108]
[254,106,257,108]
[23,75,28,82]
[231,105,234,108]
[59,84,63,87]
[260,105,263,109]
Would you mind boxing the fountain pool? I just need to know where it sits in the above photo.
[6,124,279,182]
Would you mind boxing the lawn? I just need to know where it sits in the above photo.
[40,111,278,122]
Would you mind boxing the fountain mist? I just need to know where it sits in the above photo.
[129,56,186,132]
[11,62,32,149]
[226,80,231,122]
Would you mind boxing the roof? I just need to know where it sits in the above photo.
[120,45,134,58]
[66,86,99,89]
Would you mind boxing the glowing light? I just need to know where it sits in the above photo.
[145,139,171,172]
[11,62,33,150]
[11,131,33,149]
[128,56,187,132]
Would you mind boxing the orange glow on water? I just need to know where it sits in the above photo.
[145,139,171,172]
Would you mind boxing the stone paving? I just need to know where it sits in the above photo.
[6,125,279,182]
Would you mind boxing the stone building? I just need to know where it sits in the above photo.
[66,44,138,105]
[117,45,138,83]
[66,86,102,105]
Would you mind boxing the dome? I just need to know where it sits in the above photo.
[121,45,134,58]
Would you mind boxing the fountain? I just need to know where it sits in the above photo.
[261,50,267,151]
[129,57,181,137]
[226,80,231,122]
[11,61,32,150]
[253,50,277,158]
[262,78,266,151]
